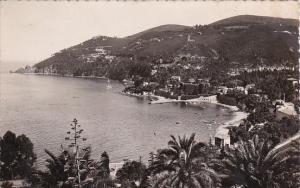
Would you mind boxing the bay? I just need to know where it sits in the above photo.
[0,73,233,168]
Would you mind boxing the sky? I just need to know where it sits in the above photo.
[0,1,298,72]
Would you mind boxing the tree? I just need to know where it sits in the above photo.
[38,119,90,188]
[0,181,13,188]
[128,63,152,78]
[0,131,36,180]
[15,135,36,178]
[148,133,220,188]
[221,135,300,188]
[115,160,147,187]
[90,151,114,188]
[41,148,74,188]
[247,102,274,124]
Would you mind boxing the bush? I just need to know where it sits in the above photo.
[1,182,13,188]
[181,95,200,100]
[217,94,237,106]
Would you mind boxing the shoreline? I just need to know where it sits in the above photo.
[214,111,249,145]
[17,75,248,146]
[21,73,108,80]
[123,91,248,145]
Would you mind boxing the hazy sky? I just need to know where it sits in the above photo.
[0,1,298,71]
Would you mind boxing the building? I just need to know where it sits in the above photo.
[171,76,181,82]
[287,78,298,86]
[217,86,228,94]
[276,102,297,118]
[188,78,196,83]
[245,84,255,95]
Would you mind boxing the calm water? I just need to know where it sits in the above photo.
[0,73,233,168]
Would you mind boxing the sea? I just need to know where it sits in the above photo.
[0,73,233,168]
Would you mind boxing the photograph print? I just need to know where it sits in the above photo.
[0,1,299,188]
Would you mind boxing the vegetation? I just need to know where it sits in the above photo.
[0,181,13,188]
[220,135,300,188]
[0,131,36,180]
[1,115,299,188]
[229,116,299,146]
[233,69,299,103]
[33,15,298,82]
[115,160,147,187]
[147,134,220,188]
[7,13,300,188]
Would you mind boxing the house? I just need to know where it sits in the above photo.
[197,94,217,102]
[142,82,149,86]
[245,84,255,94]
[151,69,157,75]
[198,79,210,86]
[287,78,298,86]
[188,78,196,83]
[276,102,297,118]
[235,86,245,93]
[217,86,228,94]
[171,76,181,82]
[187,34,195,42]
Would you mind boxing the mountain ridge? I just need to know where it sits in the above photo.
[33,15,299,79]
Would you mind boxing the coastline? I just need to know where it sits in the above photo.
[16,75,249,146]
[214,111,249,145]
[123,91,248,145]
[19,72,108,80]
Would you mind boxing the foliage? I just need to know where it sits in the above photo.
[230,115,299,146]
[217,94,237,106]
[128,63,152,78]
[115,160,147,187]
[0,181,13,188]
[40,148,78,187]
[250,117,300,145]
[247,102,274,124]
[234,69,299,102]
[220,135,300,188]
[83,151,114,188]
[108,62,128,81]
[36,119,114,188]
[34,15,298,85]
[0,131,36,180]
[148,133,220,188]
[2,115,299,188]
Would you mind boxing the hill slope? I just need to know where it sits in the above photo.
[34,15,299,78]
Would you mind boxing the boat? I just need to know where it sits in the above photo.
[106,79,112,89]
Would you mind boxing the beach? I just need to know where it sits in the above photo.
[214,111,249,145]
[142,93,249,145]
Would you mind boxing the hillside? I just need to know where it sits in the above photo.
[33,15,299,79]
[211,15,298,27]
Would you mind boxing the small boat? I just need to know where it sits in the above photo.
[106,79,112,89]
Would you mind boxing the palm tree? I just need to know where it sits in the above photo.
[41,149,73,187]
[41,146,92,188]
[221,135,300,188]
[148,133,220,188]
